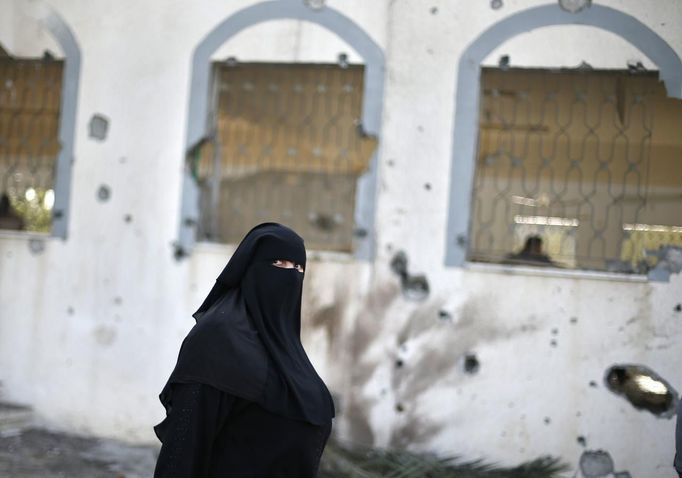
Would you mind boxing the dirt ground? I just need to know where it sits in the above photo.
[0,428,158,478]
[0,428,346,478]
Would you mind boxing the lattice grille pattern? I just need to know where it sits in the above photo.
[0,57,62,232]
[470,67,682,273]
[193,62,376,251]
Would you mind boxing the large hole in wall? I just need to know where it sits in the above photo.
[389,251,430,301]
[604,364,678,418]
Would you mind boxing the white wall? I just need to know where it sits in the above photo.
[1,0,681,476]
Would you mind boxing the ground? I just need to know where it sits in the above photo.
[0,428,158,478]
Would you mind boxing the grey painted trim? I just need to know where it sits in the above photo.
[352,150,379,260]
[445,4,682,268]
[178,0,384,259]
[42,9,81,239]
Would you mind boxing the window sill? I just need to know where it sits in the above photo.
[464,261,649,283]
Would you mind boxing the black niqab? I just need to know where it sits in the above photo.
[158,223,335,427]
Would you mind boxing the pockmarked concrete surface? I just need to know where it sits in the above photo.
[0,428,158,478]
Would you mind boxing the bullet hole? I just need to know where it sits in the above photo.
[498,54,510,70]
[559,0,593,14]
[113,296,122,306]
[424,183,432,191]
[97,185,111,202]
[543,417,551,425]
[438,309,451,321]
[464,353,480,374]
[352,227,367,238]
[577,435,587,447]
[491,0,503,9]
[303,0,326,10]
[385,243,393,252]
[387,159,395,167]
[67,306,74,315]
[675,304,681,312]
[123,214,133,223]
[390,251,430,301]
[570,316,578,324]
[395,359,404,368]
[605,364,678,417]
[579,450,614,478]
[28,238,45,254]
[550,339,557,347]
[119,156,127,164]
[395,403,405,413]
[417,125,424,132]
[404,276,429,301]
[390,251,407,275]
[430,6,438,14]
[551,328,558,335]
[589,380,598,388]
[88,114,109,141]
[173,243,188,261]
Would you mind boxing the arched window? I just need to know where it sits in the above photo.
[445,4,682,279]
[177,1,384,259]
[0,3,80,239]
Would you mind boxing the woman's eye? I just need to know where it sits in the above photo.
[295,264,304,273]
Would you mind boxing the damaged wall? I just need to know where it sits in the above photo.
[0,0,681,477]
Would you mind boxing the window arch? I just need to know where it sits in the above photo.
[0,3,80,239]
[177,0,384,259]
[444,4,682,274]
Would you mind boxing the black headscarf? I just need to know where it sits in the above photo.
[157,223,335,426]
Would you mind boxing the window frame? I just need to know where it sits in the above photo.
[0,7,81,241]
[177,1,385,260]
[444,4,682,282]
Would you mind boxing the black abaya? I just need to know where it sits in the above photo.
[154,383,331,478]
[154,223,334,477]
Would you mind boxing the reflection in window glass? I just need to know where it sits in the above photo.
[0,54,62,233]
[469,67,682,273]
[193,62,377,252]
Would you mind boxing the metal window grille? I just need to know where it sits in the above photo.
[0,55,62,232]
[192,62,377,252]
[470,67,682,273]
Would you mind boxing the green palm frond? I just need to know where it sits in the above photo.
[319,440,569,478]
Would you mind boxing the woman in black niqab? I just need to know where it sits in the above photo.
[154,223,335,478]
